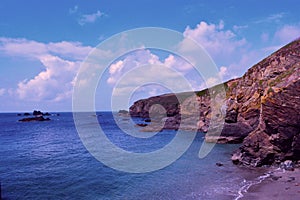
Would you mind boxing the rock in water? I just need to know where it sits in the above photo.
[19,116,51,122]
[33,110,43,116]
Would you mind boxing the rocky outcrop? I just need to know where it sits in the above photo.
[230,40,300,166]
[232,69,300,166]
[19,116,51,122]
[129,38,300,165]
[130,93,187,118]
[18,110,53,122]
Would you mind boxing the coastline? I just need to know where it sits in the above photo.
[238,167,300,200]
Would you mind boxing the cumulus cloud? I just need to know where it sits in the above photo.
[181,20,300,80]
[106,49,198,85]
[107,21,254,101]
[106,49,204,103]
[183,21,247,67]
[78,10,105,25]
[16,55,80,101]
[107,49,160,85]
[181,21,252,79]
[0,38,93,102]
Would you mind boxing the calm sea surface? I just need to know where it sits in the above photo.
[0,112,266,199]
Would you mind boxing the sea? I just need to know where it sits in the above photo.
[0,112,269,200]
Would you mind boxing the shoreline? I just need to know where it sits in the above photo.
[237,167,300,200]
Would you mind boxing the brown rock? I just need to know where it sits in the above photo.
[232,67,300,166]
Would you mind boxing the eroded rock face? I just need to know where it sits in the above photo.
[230,39,300,166]
[232,76,300,166]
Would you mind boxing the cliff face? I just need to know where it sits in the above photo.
[232,64,300,166]
[231,40,300,166]
[129,38,300,165]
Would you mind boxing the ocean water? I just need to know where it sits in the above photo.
[0,112,267,200]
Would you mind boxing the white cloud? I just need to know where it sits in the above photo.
[100,21,300,108]
[218,66,228,79]
[106,49,197,86]
[233,25,248,32]
[0,38,91,60]
[274,24,300,44]
[69,5,78,14]
[0,38,93,102]
[109,60,124,74]
[107,49,160,85]
[181,20,300,80]
[16,55,80,101]
[111,62,198,110]
[181,21,251,79]
[255,12,285,24]
[0,88,5,96]
[0,37,47,58]
[47,41,92,60]
[107,21,254,103]
[79,10,105,25]
[259,24,300,54]
[183,21,247,67]
[206,77,218,87]
[164,54,193,71]
[106,49,203,108]
[261,32,269,43]
[3,20,298,110]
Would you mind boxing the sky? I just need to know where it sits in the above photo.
[0,0,300,112]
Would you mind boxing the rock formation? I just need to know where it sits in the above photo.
[19,116,51,122]
[18,110,53,122]
[232,64,300,166]
[129,38,300,166]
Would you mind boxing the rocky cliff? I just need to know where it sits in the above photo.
[129,38,300,165]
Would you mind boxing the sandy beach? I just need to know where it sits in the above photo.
[241,168,300,200]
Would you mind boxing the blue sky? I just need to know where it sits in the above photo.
[0,0,300,112]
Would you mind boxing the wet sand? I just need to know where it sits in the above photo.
[242,168,300,200]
